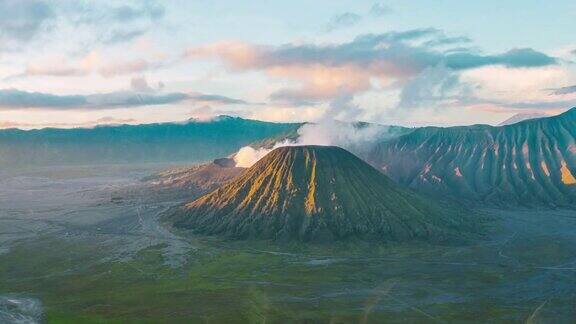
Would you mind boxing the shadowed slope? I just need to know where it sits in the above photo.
[143,158,245,200]
[368,108,576,207]
[167,146,476,242]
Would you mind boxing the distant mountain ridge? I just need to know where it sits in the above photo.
[0,117,301,169]
[167,146,477,242]
[367,108,576,207]
[498,113,549,126]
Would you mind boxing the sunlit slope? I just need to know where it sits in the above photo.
[167,146,475,242]
[369,108,576,206]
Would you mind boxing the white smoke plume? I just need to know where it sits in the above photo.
[234,94,405,168]
[233,120,402,168]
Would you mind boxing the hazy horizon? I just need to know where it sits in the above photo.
[1,0,576,129]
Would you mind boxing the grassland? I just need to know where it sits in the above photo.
[2,211,576,324]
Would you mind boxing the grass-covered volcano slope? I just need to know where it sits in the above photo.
[167,146,476,242]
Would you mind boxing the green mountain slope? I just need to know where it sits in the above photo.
[0,116,301,169]
[368,108,576,207]
[167,146,476,242]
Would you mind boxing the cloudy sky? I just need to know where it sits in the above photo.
[1,0,576,128]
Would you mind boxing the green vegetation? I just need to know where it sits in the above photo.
[1,222,572,323]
